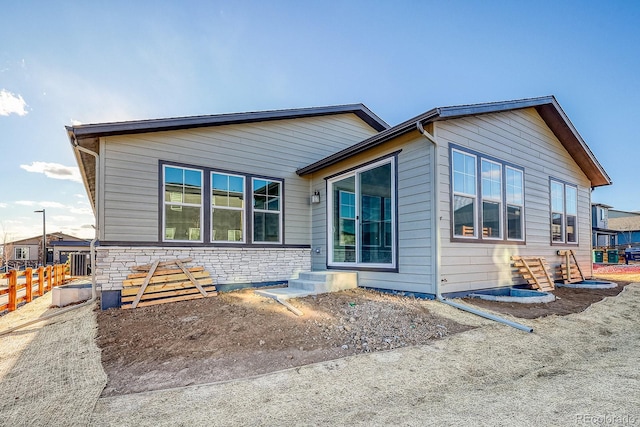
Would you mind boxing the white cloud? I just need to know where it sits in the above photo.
[0,203,6,208]
[0,89,28,116]
[71,119,83,126]
[20,161,82,183]
[15,200,67,208]
[52,215,76,222]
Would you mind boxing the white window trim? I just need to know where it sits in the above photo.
[327,157,396,269]
[15,247,29,260]
[506,166,525,242]
[162,165,204,243]
[452,149,478,239]
[251,177,283,244]
[211,172,246,243]
[481,158,503,240]
[451,146,525,242]
[550,179,578,245]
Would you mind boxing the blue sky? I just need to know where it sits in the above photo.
[1,0,638,242]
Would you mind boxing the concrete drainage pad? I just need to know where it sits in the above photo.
[469,287,555,304]
[52,282,92,307]
[556,280,617,289]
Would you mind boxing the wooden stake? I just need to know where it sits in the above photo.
[131,260,160,309]
[175,260,208,297]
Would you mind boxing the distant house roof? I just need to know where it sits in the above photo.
[6,232,89,246]
[296,95,612,188]
[608,209,640,219]
[608,216,640,232]
[592,202,614,209]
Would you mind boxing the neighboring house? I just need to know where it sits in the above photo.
[591,203,618,247]
[3,233,90,268]
[67,96,611,308]
[608,212,640,247]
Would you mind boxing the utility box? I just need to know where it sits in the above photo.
[69,253,91,276]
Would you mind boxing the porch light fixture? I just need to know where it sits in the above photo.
[311,191,320,204]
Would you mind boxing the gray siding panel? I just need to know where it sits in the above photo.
[310,135,435,294]
[436,108,594,294]
[101,114,378,243]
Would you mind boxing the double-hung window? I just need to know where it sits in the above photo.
[452,150,478,237]
[162,162,283,244]
[15,247,29,260]
[451,146,524,242]
[253,178,282,243]
[481,159,502,239]
[212,172,245,242]
[550,179,578,244]
[163,165,203,242]
[506,167,524,240]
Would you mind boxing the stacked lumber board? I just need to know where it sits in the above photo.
[511,256,555,292]
[556,250,586,284]
[121,258,216,309]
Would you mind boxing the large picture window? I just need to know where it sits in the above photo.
[451,146,524,242]
[550,179,578,244]
[161,162,282,245]
[328,157,396,269]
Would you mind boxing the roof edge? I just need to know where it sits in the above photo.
[66,104,389,139]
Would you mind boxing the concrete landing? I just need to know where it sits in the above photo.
[51,279,92,307]
[255,271,358,301]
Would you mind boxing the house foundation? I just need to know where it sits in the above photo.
[95,246,311,308]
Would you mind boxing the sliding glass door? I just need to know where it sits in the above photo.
[328,158,395,269]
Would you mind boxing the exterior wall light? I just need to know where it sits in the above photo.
[311,191,321,204]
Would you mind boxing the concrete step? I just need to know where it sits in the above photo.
[296,271,358,286]
[254,271,358,302]
[288,271,358,293]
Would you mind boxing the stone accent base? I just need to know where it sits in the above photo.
[95,246,311,291]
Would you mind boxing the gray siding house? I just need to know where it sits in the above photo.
[67,96,611,308]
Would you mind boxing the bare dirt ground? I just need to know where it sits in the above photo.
[96,288,474,396]
[96,269,632,397]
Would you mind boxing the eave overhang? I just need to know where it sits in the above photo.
[297,96,612,189]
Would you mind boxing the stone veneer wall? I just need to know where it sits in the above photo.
[95,246,312,291]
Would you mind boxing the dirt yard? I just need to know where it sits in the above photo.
[96,271,630,397]
[96,288,474,396]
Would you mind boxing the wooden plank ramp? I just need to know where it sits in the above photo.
[511,256,555,292]
[556,250,586,284]
[121,258,216,309]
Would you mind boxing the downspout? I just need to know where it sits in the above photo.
[416,122,533,333]
[0,135,100,336]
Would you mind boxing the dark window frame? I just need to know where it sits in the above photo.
[449,144,526,244]
[158,160,285,246]
[324,153,399,273]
